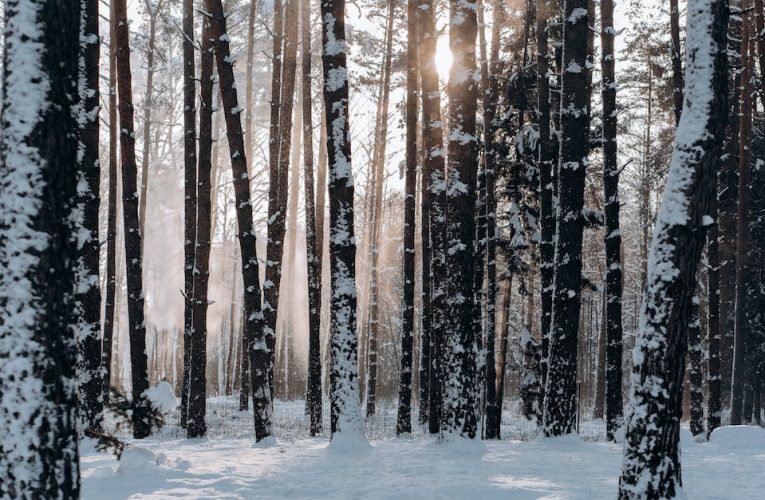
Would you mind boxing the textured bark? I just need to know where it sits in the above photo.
[0,0,82,494]
[670,0,685,125]
[495,276,514,426]
[397,0,418,436]
[600,0,623,442]
[103,10,119,403]
[181,0,197,429]
[114,0,152,439]
[321,0,365,439]
[689,296,705,436]
[302,0,323,436]
[706,171,722,437]
[442,0,479,439]
[417,0,447,435]
[482,0,504,441]
[77,0,103,432]
[542,0,589,437]
[619,0,728,495]
[187,16,215,439]
[731,6,753,424]
[205,0,272,441]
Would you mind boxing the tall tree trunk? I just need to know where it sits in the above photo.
[442,0,480,439]
[417,0,447,435]
[76,0,103,432]
[321,0,366,441]
[0,0,82,494]
[302,0,323,436]
[537,0,554,395]
[542,0,589,437]
[365,0,397,417]
[495,275,514,425]
[397,0,418,436]
[689,295,705,436]
[670,0,685,125]
[114,0,152,439]
[103,9,119,403]
[245,0,257,175]
[187,14,215,439]
[731,5,753,424]
[619,0,728,495]
[205,0,273,442]
[600,0,624,442]
[181,0,197,429]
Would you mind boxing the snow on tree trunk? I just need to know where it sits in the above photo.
[689,296,705,437]
[619,0,728,495]
[442,0,480,440]
[187,14,215,440]
[204,0,273,442]
[0,0,82,494]
[397,0,418,436]
[302,0,323,437]
[416,0,447,435]
[600,0,624,442]
[114,0,152,439]
[320,0,366,443]
[706,171,722,437]
[181,0,197,430]
[76,0,104,432]
[542,0,589,437]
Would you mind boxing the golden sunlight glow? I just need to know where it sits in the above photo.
[434,36,453,80]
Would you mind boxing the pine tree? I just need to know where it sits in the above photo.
[689,295,705,436]
[320,0,366,441]
[0,0,82,494]
[114,0,152,439]
[619,0,728,495]
[76,0,104,432]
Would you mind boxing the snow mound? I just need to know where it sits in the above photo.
[144,381,178,413]
[709,426,765,450]
[253,435,277,449]
[117,447,162,474]
[327,431,371,454]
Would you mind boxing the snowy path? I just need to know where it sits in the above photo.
[82,429,765,499]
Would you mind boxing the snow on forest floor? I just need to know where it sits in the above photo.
[82,423,765,499]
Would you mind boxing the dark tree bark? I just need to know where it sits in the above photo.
[600,0,624,442]
[670,0,685,125]
[689,296,705,436]
[443,0,479,439]
[76,0,103,432]
[302,0,323,436]
[706,171,722,437]
[245,0,257,175]
[0,0,82,494]
[542,0,589,437]
[495,275,514,425]
[619,0,728,495]
[754,0,765,110]
[537,1,554,395]
[205,0,272,442]
[181,0,198,429]
[731,7,753,424]
[103,9,119,403]
[320,0,366,440]
[397,0,418,436]
[417,0,447,435]
[114,0,152,439]
[187,15,215,440]
[482,0,504,441]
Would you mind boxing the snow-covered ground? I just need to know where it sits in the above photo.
[82,424,765,499]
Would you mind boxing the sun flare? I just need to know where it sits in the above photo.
[434,36,453,80]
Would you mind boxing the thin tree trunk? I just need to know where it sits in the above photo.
[187,14,215,439]
[77,0,103,432]
[397,0,418,435]
[731,5,753,424]
[670,0,685,125]
[205,0,272,441]
[245,0,257,174]
[181,0,198,429]
[601,0,624,442]
[689,296,705,436]
[140,0,162,239]
[707,170,722,436]
[442,0,480,439]
[114,0,152,439]
[495,276,514,426]
[542,0,589,437]
[321,0,366,440]
[103,9,119,403]
[619,0,728,494]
